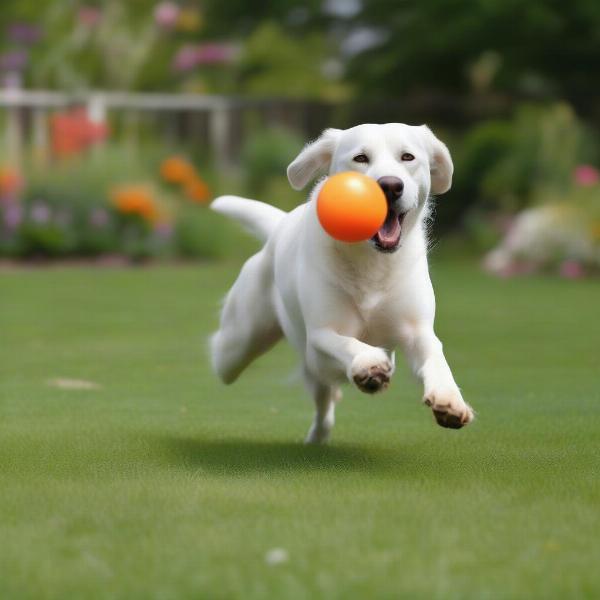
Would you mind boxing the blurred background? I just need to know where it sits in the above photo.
[1,0,599,275]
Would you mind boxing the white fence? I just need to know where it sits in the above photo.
[0,89,330,170]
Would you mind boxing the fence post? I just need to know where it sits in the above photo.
[209,102,230,171]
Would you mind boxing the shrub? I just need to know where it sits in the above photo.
[240,126,304,195]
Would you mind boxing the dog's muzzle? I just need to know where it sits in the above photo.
[372,177,406,253]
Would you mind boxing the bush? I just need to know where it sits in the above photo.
[240,126,304,195]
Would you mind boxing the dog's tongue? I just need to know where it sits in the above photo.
[375,209,401,247]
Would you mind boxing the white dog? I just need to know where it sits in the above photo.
[210,123,474,443]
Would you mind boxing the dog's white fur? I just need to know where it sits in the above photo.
[211,123,474,443]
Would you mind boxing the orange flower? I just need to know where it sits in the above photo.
[0,165,24,197]
[184,176,211,203]
[160,156,195,184]
[111,185,160,223]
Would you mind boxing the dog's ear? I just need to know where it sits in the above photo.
[419,125,453,194]
[287,128,342,190]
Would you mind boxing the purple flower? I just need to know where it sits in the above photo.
[154,221,174,240]
[30,201,51,224]
[2,203,22,231]
[154,2,180,30]
[0,50,29,72]
[89,207,110,228]
[7,23,42,45]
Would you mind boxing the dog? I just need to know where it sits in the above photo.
[210,123,474,443]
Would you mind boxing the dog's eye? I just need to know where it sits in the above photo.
[353,153,369,164]
[401,153,415,162]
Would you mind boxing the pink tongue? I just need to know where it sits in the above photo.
[377,211,400,244]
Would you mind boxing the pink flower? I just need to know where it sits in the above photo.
[559,260,585,279]
[172,42,237,72]
[172,45,199,72]
[154,2,180,30]
[573,165,599,187]
[195,43,237,65]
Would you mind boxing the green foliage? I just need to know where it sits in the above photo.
[240,126,304,194]
[481,103,595,210]
[440,103,599,233]
[174,206,229,260]
[348,0,600,110]
[238,22,349,100]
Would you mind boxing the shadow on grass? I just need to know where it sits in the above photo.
[155,435,401,475]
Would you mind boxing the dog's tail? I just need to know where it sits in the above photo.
[210,195,286,244]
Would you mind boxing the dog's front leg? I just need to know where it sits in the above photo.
[402,323,474,429]
[307,328,394,394]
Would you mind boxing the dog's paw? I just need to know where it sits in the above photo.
[423,389,474,429]
[349,350,393,394]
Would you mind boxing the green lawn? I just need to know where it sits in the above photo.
[0,258,599,599]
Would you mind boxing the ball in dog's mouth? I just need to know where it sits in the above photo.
[371,208,406,252]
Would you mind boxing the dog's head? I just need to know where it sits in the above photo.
[287,123,453,253]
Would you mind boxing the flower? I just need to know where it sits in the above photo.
[111,186,160,223]
[30,201,51,224]
[160,156,195,184]
[51,108,109,158]
[1,203,22,231]
[172,45,200,72]
[154,2,180,30]
[7,23,42,45]
[573,165,599,187]
[0,165,24,199]
[184,177,211,203]
[172,42,236,72]
[77,6,102,28]
[559,259,585,279]
[0,50,29,72]
[195,43,237,65]
[154,220,174,240]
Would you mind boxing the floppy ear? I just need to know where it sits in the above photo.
[287,128,342,190]
[419,125,454,194]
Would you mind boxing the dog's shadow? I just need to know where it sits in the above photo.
[155,434,401,475]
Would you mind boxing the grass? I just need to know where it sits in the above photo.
[0,257,599,599]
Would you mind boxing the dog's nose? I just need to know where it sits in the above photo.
[377,176,404,202]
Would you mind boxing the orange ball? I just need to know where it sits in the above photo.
[316,172,387,242]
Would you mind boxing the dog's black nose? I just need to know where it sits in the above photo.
[377,176,404,202]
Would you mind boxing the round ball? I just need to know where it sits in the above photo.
[317,172,387,243]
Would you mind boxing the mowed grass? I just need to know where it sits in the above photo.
[0,258,599,599]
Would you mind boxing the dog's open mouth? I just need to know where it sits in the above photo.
[372,208,406,252]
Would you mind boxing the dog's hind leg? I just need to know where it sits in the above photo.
[211,249,282,384]
[304,371,341,444]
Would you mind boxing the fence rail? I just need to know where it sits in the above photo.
[0,89,331,169]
